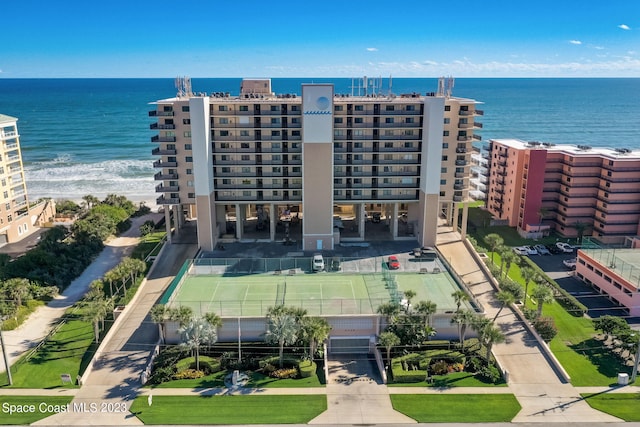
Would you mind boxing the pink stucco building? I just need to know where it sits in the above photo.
[487,139,640,245]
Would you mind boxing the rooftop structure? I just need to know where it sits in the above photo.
[149,78,483,252]
[486,138,640,244]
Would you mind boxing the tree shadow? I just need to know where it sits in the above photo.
[570,338,632,381]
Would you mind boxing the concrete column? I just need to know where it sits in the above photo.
[453,202,460,231]
[392,203,399,238]
[359,204,366,239]
[460,202,469,239]
[173,205,181,236]
[269,203,276,241]
[164,207,172,243]
[235,203,243,240]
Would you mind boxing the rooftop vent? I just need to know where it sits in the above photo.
[577,144,592,151]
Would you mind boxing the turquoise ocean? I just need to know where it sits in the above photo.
[0,78,638,205]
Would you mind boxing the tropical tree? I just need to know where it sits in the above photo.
[150,304,170,343]
[4,278,31,307]
[479,323,505,365]
[570,221,590,245]
[377,302,402,326]
[483,233,504,263]
[179,317,218,371]
[532,285,554,316]
[301,316,331,359]
[501,250,518,279]
[169,306,194,327]
[493,290,516,321]
[82,291,114,343]
[414,300,437,328]
[378,331,400,368]
[593,315,631,339]
[265,313,299,367]
[520,267,536,308]
[82,194,100,210]
[403,289,416,313]
[451,309,475,349]
[451,290,469,313]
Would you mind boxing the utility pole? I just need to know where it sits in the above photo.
[0,318,13,385]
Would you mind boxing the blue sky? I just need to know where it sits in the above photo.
[2,0,639,78]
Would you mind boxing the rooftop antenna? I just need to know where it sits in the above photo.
[175,76,193,97]
[437,77,445,96]
[445,76,455,98]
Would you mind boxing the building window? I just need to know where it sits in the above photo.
[334,117,343,124]
[272,142,281,149]
[442,155,448,161]
[220,118,229,124]
[292,167,301,173]
[404,130,414,136]
[291,118,300,124]
[222,179,231,185]
[334,130,344,137]
[220,143,230,149]
[334,105,343,111]
[440,191,446,196]
[186,168,193,174]
[242,167,251,173]
[243,191,252,197]
[405,117,414,124]
[241,143,250,149]
[355,105,363,111]
[185,144,192,150]
[406,105,415,111]
[291,130,300,137]
[385,105,394,111]
[272,167,281,173]
[354,130,364,136]
[185,156,193,162]
[188,193,195,198]
[272,155,281,161]
[220,130,229,137]
[441,167,447,173]
[385,117,394,123]
[444,105,451,111]
[384,130,394,136]
[440,179,446,185]
[442,142,448,148]
[272,130,281,136]
[443,131,449,136]
[291,105,299,111]
[354,142,363,148]
[355,117,363,123]
[240,130,249,137]
[184,131,191,137]
[239,105,249,111]
[219,105,228,111]
[334,142,343,149]
[270,105,279,111]
[183,119,190,125]
[241,155,250,161]
[271,118,281,124]
[182,106,190,112]
[444,118,450,124]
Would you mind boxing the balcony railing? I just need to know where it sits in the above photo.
[3,143,18,151]
[151,147,177,155]
[153,160,178,168]
[156,184,179,192]
[156,196,180,205]
[154,172,178,180]
[149,111,174,117]
[150,123,176,130]
[151,135,177,143]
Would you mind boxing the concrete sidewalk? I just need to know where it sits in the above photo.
[0,214,162,374]
[436,227,623,423]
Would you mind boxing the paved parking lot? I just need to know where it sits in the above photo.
[525,249,640,325]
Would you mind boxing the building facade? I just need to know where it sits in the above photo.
[0,114,55,245]
[487,139,640,244]
[150,79,483,251]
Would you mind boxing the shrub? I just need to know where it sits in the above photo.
[298,360,317,378]
[465,357,484,373]
[173,369,205,380]
[448,362,465,373]
[430,360,449,375]
[270,367,298,379]
[175,356,220,374]
[477,365,502,383]
[533,316,558,342]
[523,307,539,322]
[150,366,177,385]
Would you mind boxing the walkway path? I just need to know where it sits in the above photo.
[0,214,161,373]
[436,227,621,423]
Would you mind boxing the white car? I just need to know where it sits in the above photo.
[534,244,551,255]
[513,246,528,255]
[563,258,577,269]
[312,254,324,271]
[556,242,574,253]
[523,245,539,255]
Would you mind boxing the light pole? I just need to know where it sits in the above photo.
[0,317,12,385]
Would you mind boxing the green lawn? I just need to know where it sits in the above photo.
[3,314,94,388]
[0,396,74,425]
[387,371,507,387]
[152,369,324,389]
[390,394,521,423]
[581,393,640,421]
[130,395,327,425]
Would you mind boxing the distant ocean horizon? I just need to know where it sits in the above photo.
[0,77,639,206]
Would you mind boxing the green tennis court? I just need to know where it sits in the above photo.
[167,268,466,317]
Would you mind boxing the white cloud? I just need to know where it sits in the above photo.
[366,47,378,52]
[569,40,582,45]
[618,24,630,30]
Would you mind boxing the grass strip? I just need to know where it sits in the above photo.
[581,393,640,421]
[387,371,507,387]
[0,396,74,425]
[130,395,326,425]
[151,370,323,389]
[390,394,521,423]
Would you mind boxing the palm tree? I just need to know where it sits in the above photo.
[451,290,469,313]
[532,285,554,316]
[378,331,400,368]
[479,323,505,365]
[265,313,299,368]
[301,317,331,359]
[520,267,536,308]
[414,300,437,328]
[403,290,416,313]
[82,194,100,210]
[377,302,402,326]
[501,250,518,279]
[451,309,475,349]
[82,295,114,343]
[483,233,504,263]
[570,221,590,245]
[150,304,170,343]
[169,306,194,327]
[5,278,31,307]
[179,317,218,371]
[493,290,516,321]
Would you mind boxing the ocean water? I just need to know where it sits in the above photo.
[0,78,638,205]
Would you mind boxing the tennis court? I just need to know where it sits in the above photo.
[166,266,467,317]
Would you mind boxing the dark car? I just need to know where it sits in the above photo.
[546,244,562,254]
[388,255,400,270]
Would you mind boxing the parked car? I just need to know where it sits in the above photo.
[546,244,563,254]
[523,245,539,255]
[513,246,529,255]
[534,244,551,255]
[556,242,574,253]
[312,254,324,271]
[388,255,400,270]
[563,258,577,270]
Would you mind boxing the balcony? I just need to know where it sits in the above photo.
[455,147,467,153]
[151,135,177,143]
[455,160,468,166]
[453,196,463,202]
[149,111,174,117]
[153,160,177,168]
[453,184,464,190]
[156,184,179,192]
[150,123,176,130]
[6,155,20,164]
[457,136,472,142]
[151,147,177,155]
[156,196,180,205]
[0,131,17,139]
[3,142,18,151]
[154,172,178,180]
[474,122,483,128]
